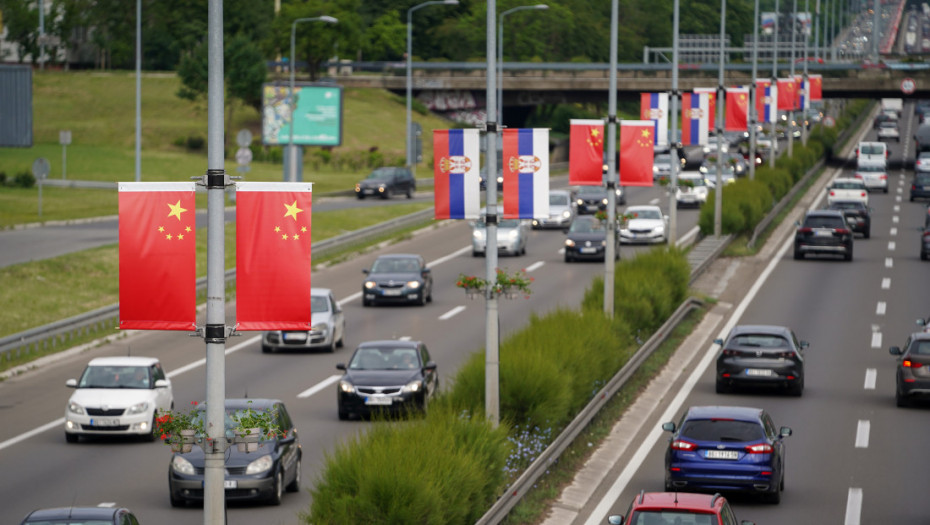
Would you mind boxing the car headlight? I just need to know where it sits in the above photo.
[602,164,609,172]
[364,280,377,289]
[653,165,659,173]
[496,176,504,185]
[378,185,386,192]
[601,198,608,205]
[245,454,274,475]
[311,323,328,333]
[402,380,423,394]
[600,240,607,246]
[652,226,664,234]
[67,402,84,415]
[473,230,484,240]
[561,210,572,219]
[576,199,584,206]
[339,380,355,394]
[125,402,149,415]
[406,280,421,289]
[507,230,519,240]
[354,184,361,191]
[565,239,575,247]
[171,455,195,475]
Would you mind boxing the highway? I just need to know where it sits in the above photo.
[0,181,701,524]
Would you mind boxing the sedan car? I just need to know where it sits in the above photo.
[793,209,854,261]
[20,506,140,525]
[889,333,930,407]
[827,200,871,238]
[472,217,528,256]
[675,172,711,208]
[714,324,808,396]
[877,120,900,142]
[354,167,415,199]
[662,405,792,503]
[853,161,888,193]
[620,205,668,244]
[336,340,439,420]
[262,288,345,353]
[910,172,930,201]
[64,356,173,443]
[915,151,930,173]
[168,398,301,507]
[362,254,433,306]
[607,492,754,525]
[564,215,618,262]
[700,152,748,178]
[532,190,576,230]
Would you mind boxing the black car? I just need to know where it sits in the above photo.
[564,216,618,262]
[793,209,854,261]
[714,324,808,396]
[168,399,301,507]
[361,253,433,306]
[336,340,439,420]
[889,332,930,406]
[827,200,871,238]
[574,185,610,215]
[910,172,930,201]
[20,506,140,525]
[355,167,416,199]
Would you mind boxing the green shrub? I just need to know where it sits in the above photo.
[185,135,205,150]
[12,171,36,188]
[755,167,792,201]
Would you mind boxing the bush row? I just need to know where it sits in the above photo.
[307,248,691,524]
[0,171,38,188]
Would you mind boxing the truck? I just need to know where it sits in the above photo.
[881,98,903,117]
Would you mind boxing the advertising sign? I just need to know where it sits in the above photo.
[262,83,343,147]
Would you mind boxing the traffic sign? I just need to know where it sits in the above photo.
[235,147,253,165]
[902,78,916,95]
[32,157,50,180]
[236,128,253,147]
[823,116,836,128]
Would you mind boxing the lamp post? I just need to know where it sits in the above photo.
[498,4,548,123]
[289,15,338,183]
[407,0,459,170]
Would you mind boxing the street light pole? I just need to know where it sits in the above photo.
[407,0,459,171]
[498,4,548,124]
[750,0,760,180]
[289,16,338,183]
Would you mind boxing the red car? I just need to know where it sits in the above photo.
[607,491,754,525]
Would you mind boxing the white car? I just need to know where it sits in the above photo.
[532,190,576,230]
[262,287,346,353]
[915,152,930,173]
[675,172,711,208]
[854,161,888,193]
[877,120,900,142]
[827,177,869,206]
[65,356,173,442]
[620,205,668,244]
[472,216,529,256]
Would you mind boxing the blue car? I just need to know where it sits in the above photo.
[662,406,792,504]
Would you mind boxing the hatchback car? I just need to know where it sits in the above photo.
[65,356,173,443]
[20,505,140,525]
[564,216,618,262]
[826,178,869,207]
[826,200,871,238]
[793,209,854,261]
[910,172,930,201]
[575,185,611,215]
[714,324,808,396]
[662,405,792,503]
[336,340,439,420]
[676,173,711,208]
[472,217,529,256]
[877,120,900,142]
[607,491,754,525]
[168,398,301,507]
[261,288,345,353]
[354,167,415,199]
[889,332,930,407]
[532,190,575,230]
[362,254,433,306]
[620,205,668,244]
[915,151,930,173]
[853,161,888,193]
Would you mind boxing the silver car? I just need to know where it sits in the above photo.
[532,190,576,230]
[262,288,346,353]
[877,120,900,142]
[472,217,529,256]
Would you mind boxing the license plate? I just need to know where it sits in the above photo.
[580,247,597,254]
[91,418,120,426]
[382,289,402,296]
[585,205,598,211]
[814,230,832,237]
[224,480,237,489]
[705,450,739,460]
[284,332,307,342]
[745,368,773,376]
[365,396,392,406]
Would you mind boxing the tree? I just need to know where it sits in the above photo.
[0,0,39,64]
[272,0,364,81]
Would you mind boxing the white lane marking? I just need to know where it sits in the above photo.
[888,241,896,251]
[297,375,341,399]
[439,305,466,320]
[881,277,891,289]
[894,204,900,212]
[896,195,902,202]
[584,221,795,525]
[649,198,660,204]
[871,332,882,349]
[890,227,898,236]
[876,302,886,315]
[845,487,863,525]
[430,245,474,266]
[892,215,899,224]
[864,368,877,390]
[885,257,893,268]
[98,503,116,508]
[897,186,903,194]
[399,336,412,341]
[557,247,565,255]
[525,261,545,272]
[855,420,870,448]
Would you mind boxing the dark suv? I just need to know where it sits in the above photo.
[889,333,930,407]
[355,167,415,199]
[793,209,854,261]
[826,200,871,238]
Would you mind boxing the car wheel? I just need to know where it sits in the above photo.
[845,248,853,262]
[356,194,365,200]
[336,329,345,348]
[883,187,888,193]
[406,187,413,199]
[338,408,349,421]
[417,292,427,306]
[362,297,371,307]
[65,432,79,444]
[922,251,929,261]
[170,491,186,508]
[286,456,301,493]
[765,484,782,504]
[426,287,433,303]
[261,344,273,354]
[788,378,804,397]
[565,254,572,263]
[268,469,284,505]
[381,188,391,200]
[864,228,870,239]
[896,388,911,407]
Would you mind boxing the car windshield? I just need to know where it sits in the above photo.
[880,122,897,129]
[680,177,706,187]
[365,169,394,180]
[654,154,671,164]
[915,174,930,184]
[860,144,884,155]
[680,419,765,442]
[78,365,151,389]
[729,334,789,348]
[908,340,930,355]
[631,511,715,525]
[832,181,865,189]
[830,202,864,211]
[577,186,605,196]
[475,219,521,229]
[630,209,662,220]
[570,219,606,233]
[370,258,419,273]
[549,194,570,206]
[311,296,329,313]
[348,347,420,370]
[803,216,845,228]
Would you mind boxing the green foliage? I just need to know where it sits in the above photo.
[755,166,793,201]
[12,171,36,189]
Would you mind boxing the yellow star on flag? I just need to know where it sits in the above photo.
[283,201,303,221]
[167,200,187,221]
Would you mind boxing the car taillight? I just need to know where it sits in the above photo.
[903,359,924,368]
[745,443,773,454]
[880,175,887,180]
[854,174,863,179]
[671,439,697,451]
[775,351,795,358]
[829,191,836,196]
[923,232,930,239]
[835,228,851,235]
[860,192,867,198]
[798,227,812,233]
[722,349,740,356]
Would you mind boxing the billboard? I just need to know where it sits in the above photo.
[262,83,343,147]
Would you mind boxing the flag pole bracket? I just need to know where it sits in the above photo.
[204,323,226,344]
[203,168,228,189]
[484,122,499,133]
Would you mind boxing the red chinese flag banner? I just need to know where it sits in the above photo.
[777,78,798,111]
[569,119,604,185]
[619,120,654,187]
[118,182,196,331]
[724,87,750,132]
[809,74,823,102]
[235,182,313,331]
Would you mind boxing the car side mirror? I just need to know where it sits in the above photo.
[779,426,792,438]
[917,318,927,327]
[713,338,724,345]
[155,379,169,389]
[422,268,431,275]
[799,341,810,349]
[424,361,438,371]
[362,269,369,275]
[740,521,756,525]
[661,422,676,432]
[336,363,347,371]
[66,378,78,388]
[607,516,625,525]
[889,346,902,356]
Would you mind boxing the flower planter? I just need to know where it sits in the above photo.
[465,288,482,300]
[234,428,261,453]
[170,429,197,453]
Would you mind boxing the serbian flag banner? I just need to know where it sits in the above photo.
[235,182,313,331]
[694,87,716,130]
[777,78,798,111]
[756,79,778,124]
[433,129,480,220]
[569,119,604,186]
[118,182,196,331]
[502,128,549,220]
[681,91,710,146]
[795,75,811,111]
[619,120,654,187]
[725,87,750,132]
[809,74,823,102]
[640,92,669,147]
